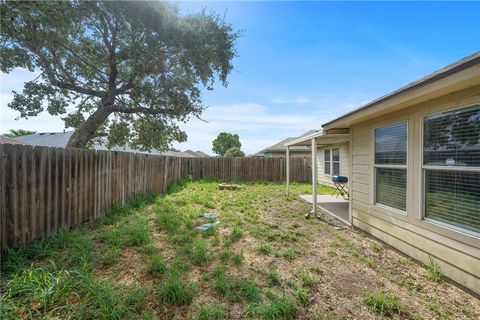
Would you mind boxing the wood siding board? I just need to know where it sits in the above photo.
[353,217,480,293]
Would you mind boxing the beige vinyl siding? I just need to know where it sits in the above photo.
[349,84,480,294]
[317,143,350,187]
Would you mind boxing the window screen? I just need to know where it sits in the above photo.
[425,171,480,233]
[424,104,480,167]
[375,168,407,211]
[375,122,407,165]
[423,104,480,233]
[374,122,408,211]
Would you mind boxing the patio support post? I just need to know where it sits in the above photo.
[286,146,290,196]
[311,138,318,217]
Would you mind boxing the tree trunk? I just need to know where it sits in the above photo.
[66,107,111,149]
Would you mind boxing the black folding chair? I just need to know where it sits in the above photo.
[331,175,349,198]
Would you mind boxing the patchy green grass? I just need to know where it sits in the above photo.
[1,180,478,319]
[362,290,407,317]
[299,271,320,288]
[145,253,167,276]
[157,274,197,306]
[424,256,443,282]
[195,303,226,320]
[247,293,297,320]
[266,268,282,287]
[256,242,273,255]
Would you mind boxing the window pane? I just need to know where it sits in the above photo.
[424,104,480,167]
[425,170,480,233]
[332,162,340,175]
[324,162,330,175]
[375,168,407,211]
[375,122,407,165]
[324,149,330,162]
[332,148,340,161]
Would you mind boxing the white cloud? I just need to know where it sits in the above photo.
[173,102,324,155]
[271,96,310,104]
[1,70,369,156]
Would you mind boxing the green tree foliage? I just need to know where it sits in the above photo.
[212,132,241,156]
[224,147,245,157]
[1,1,239,150]
[3,129,36,138]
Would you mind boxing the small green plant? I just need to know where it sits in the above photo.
[281,249,297,260]
[231,251,244,266]
[362,290,406,316]
[155,204,182,232]
[1,247,29,274]
[295,288,311,307]
[247,293,296,320]
[157,275,197,306]
[100,248,122,266]
[425,256,443,282]
[196,304,225,320]
[309,263,324,276]
[126,219,152,246]
[310,309,346,320]
[97,218,151,248]
[190,239,211,265]
[239,279,261,301]
[299,271,319,288]
[256,242,273,255]
[225,226,243,246]
[219,250,231,262]
[211,267,260,302]
[369,241,382,252]
[4,262,70,313]
[145,253,167,275]
[266,268,281,287]
[168,256,192,277]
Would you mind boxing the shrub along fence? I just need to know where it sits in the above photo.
[0,144,311,250]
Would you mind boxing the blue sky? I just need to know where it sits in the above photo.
[1,1,479,154]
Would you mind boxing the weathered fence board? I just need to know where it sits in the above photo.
[0,144,311,250]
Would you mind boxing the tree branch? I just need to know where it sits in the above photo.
[111,105,182,116]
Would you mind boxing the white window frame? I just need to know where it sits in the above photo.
[420,103,480,237]
[373,121,408,214]
[324,148,340,176]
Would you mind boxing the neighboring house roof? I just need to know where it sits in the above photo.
[184,150,210,157]
[258,130,319,154]
[14,131,198,157]
[0,136,28,145]
[323,51,480,129]
[248,152,265,157]
[15,132,73,148]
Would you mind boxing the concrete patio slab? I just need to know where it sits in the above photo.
[300,194,350,225]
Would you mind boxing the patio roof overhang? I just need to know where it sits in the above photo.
[284,131,350,147]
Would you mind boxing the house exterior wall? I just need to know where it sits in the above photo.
[316,143,350,188]
[349,85,480,294]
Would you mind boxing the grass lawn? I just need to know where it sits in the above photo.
[1,180,479,319]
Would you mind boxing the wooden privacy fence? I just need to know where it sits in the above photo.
[0,144,311,250]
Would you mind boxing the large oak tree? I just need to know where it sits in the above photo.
[1,0,238,149]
